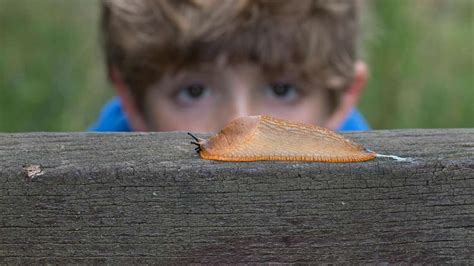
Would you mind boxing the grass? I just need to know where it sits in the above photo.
[0,0,111,132]
[360,0,474,129]
[0,0,472,132]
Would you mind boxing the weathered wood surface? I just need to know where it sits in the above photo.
[0,129,473,264]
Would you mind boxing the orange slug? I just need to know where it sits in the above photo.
[188,115,377,162]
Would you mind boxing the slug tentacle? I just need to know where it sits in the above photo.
[188,133,203,153]
[189,115,377,162]
[187,132,201,142]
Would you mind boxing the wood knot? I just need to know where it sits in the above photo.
[22,164,44,181]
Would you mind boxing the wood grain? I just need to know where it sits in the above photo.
[0,129,473,263]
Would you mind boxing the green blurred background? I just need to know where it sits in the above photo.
[0,0,473,132]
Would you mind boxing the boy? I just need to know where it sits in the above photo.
[90,0,369,132]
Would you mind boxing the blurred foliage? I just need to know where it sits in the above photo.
[0,0,473,132]
[0,0,111,132]
[361,0,474,129]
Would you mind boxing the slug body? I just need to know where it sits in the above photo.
[190,115,376,162]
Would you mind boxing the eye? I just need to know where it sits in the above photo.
[175,83,210,105]
[266,82,300,102]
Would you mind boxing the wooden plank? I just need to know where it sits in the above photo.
[0,129,473,263]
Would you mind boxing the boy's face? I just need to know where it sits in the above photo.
[116,60,367,132]
[142,61,331,132]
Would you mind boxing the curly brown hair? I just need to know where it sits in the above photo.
[101,0,362,106]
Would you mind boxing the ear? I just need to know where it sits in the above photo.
[110,67,149,131]
[325,61,368,130]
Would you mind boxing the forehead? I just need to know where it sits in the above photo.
[166,56,339,90]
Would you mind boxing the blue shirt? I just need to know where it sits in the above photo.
[89,97,370,132]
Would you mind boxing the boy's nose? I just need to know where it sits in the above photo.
[222,82,254,127]
[217,65,258,129]
[226,95,252,122]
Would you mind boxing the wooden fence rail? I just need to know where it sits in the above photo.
[1,129,473,263]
